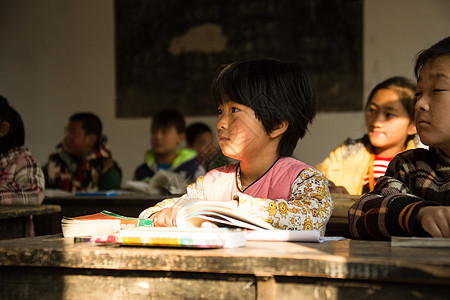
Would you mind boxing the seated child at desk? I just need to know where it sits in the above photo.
[134,109,203,183]
[44,112,121,192]
[0,95,45,204]
[349,36,450,240]
[139,58,334,234]
[186,122,230,171]
[316,76,422,195]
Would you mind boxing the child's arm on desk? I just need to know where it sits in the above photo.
[235,168,334,234]
[138,176,208,225]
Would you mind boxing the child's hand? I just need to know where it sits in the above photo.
[152,207,179,227]
[417,206,450,237]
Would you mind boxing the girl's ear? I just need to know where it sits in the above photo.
[269,120,289,139]
[0,121,10,138]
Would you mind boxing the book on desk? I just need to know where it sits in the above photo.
[62,199,345,248]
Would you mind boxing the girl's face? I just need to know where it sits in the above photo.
[366,88,416,157]
[216,101,268,161]
[415,56,450,156]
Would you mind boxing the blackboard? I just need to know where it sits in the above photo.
[115,0,362,117]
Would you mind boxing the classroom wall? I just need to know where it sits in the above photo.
[0,0,449,182]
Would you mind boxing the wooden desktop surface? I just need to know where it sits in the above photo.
[0,235,448,299]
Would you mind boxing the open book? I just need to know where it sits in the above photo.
[61,211,153,238]
[173,199,344,243]
[174,199,274,230]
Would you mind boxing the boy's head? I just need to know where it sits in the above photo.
[0,95,25,154]
[150,109,186,156]
[211,58,317,157]
[414,36,450,155]
[186,122,213,152]
[63,112,102,159]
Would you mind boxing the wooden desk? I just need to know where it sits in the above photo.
[0,205,61,240]
[42,192,168,217]
[39,192,357,237]
[325,194,360,238]
[37,192,170,235]
[0,235,448,299]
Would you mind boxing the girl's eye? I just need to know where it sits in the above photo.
[433,89,445,93]
[414,91,422,98]
[217,108,223,115]
[385,113,395,118]
[231,107,240,113]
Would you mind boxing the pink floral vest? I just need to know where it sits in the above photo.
[203,157,311,201]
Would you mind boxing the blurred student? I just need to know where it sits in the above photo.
[186,122,230,171]
[139,58,333,234]
[316,76,422,195]
[134,109,202,183]
[44,112,121,192]
[0,96,45,204]
[349,36,450,239]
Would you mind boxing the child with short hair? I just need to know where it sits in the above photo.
[317,76,422,194]
[44,112,121,192]
[0,95,45,204]
[134,109,202,182]
[139,58,334,234]
[349,36,450,240]
[186,122,230,171]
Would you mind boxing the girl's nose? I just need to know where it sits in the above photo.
[217,116,228,130]
[371,112,384,126]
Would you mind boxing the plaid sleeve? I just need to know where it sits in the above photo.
[348,151,440,240]
[0,153,45,205]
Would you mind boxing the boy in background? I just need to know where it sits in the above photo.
[349,36,450,239]
[186,122,230,171]
[44,112,121,192]
[134,109,202,183]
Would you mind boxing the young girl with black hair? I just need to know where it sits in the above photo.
[139,58,334,234]
[0,95,45,204]
[317,76,422,195]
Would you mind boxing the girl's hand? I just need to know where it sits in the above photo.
[152,206,179,227]
[417,206,450,238]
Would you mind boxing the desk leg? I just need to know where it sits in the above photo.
[256,275,276,300]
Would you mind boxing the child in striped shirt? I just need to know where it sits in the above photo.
[349,36,450,240]
[316,76,422,195]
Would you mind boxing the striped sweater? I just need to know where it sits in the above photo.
[349,147,450,240]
